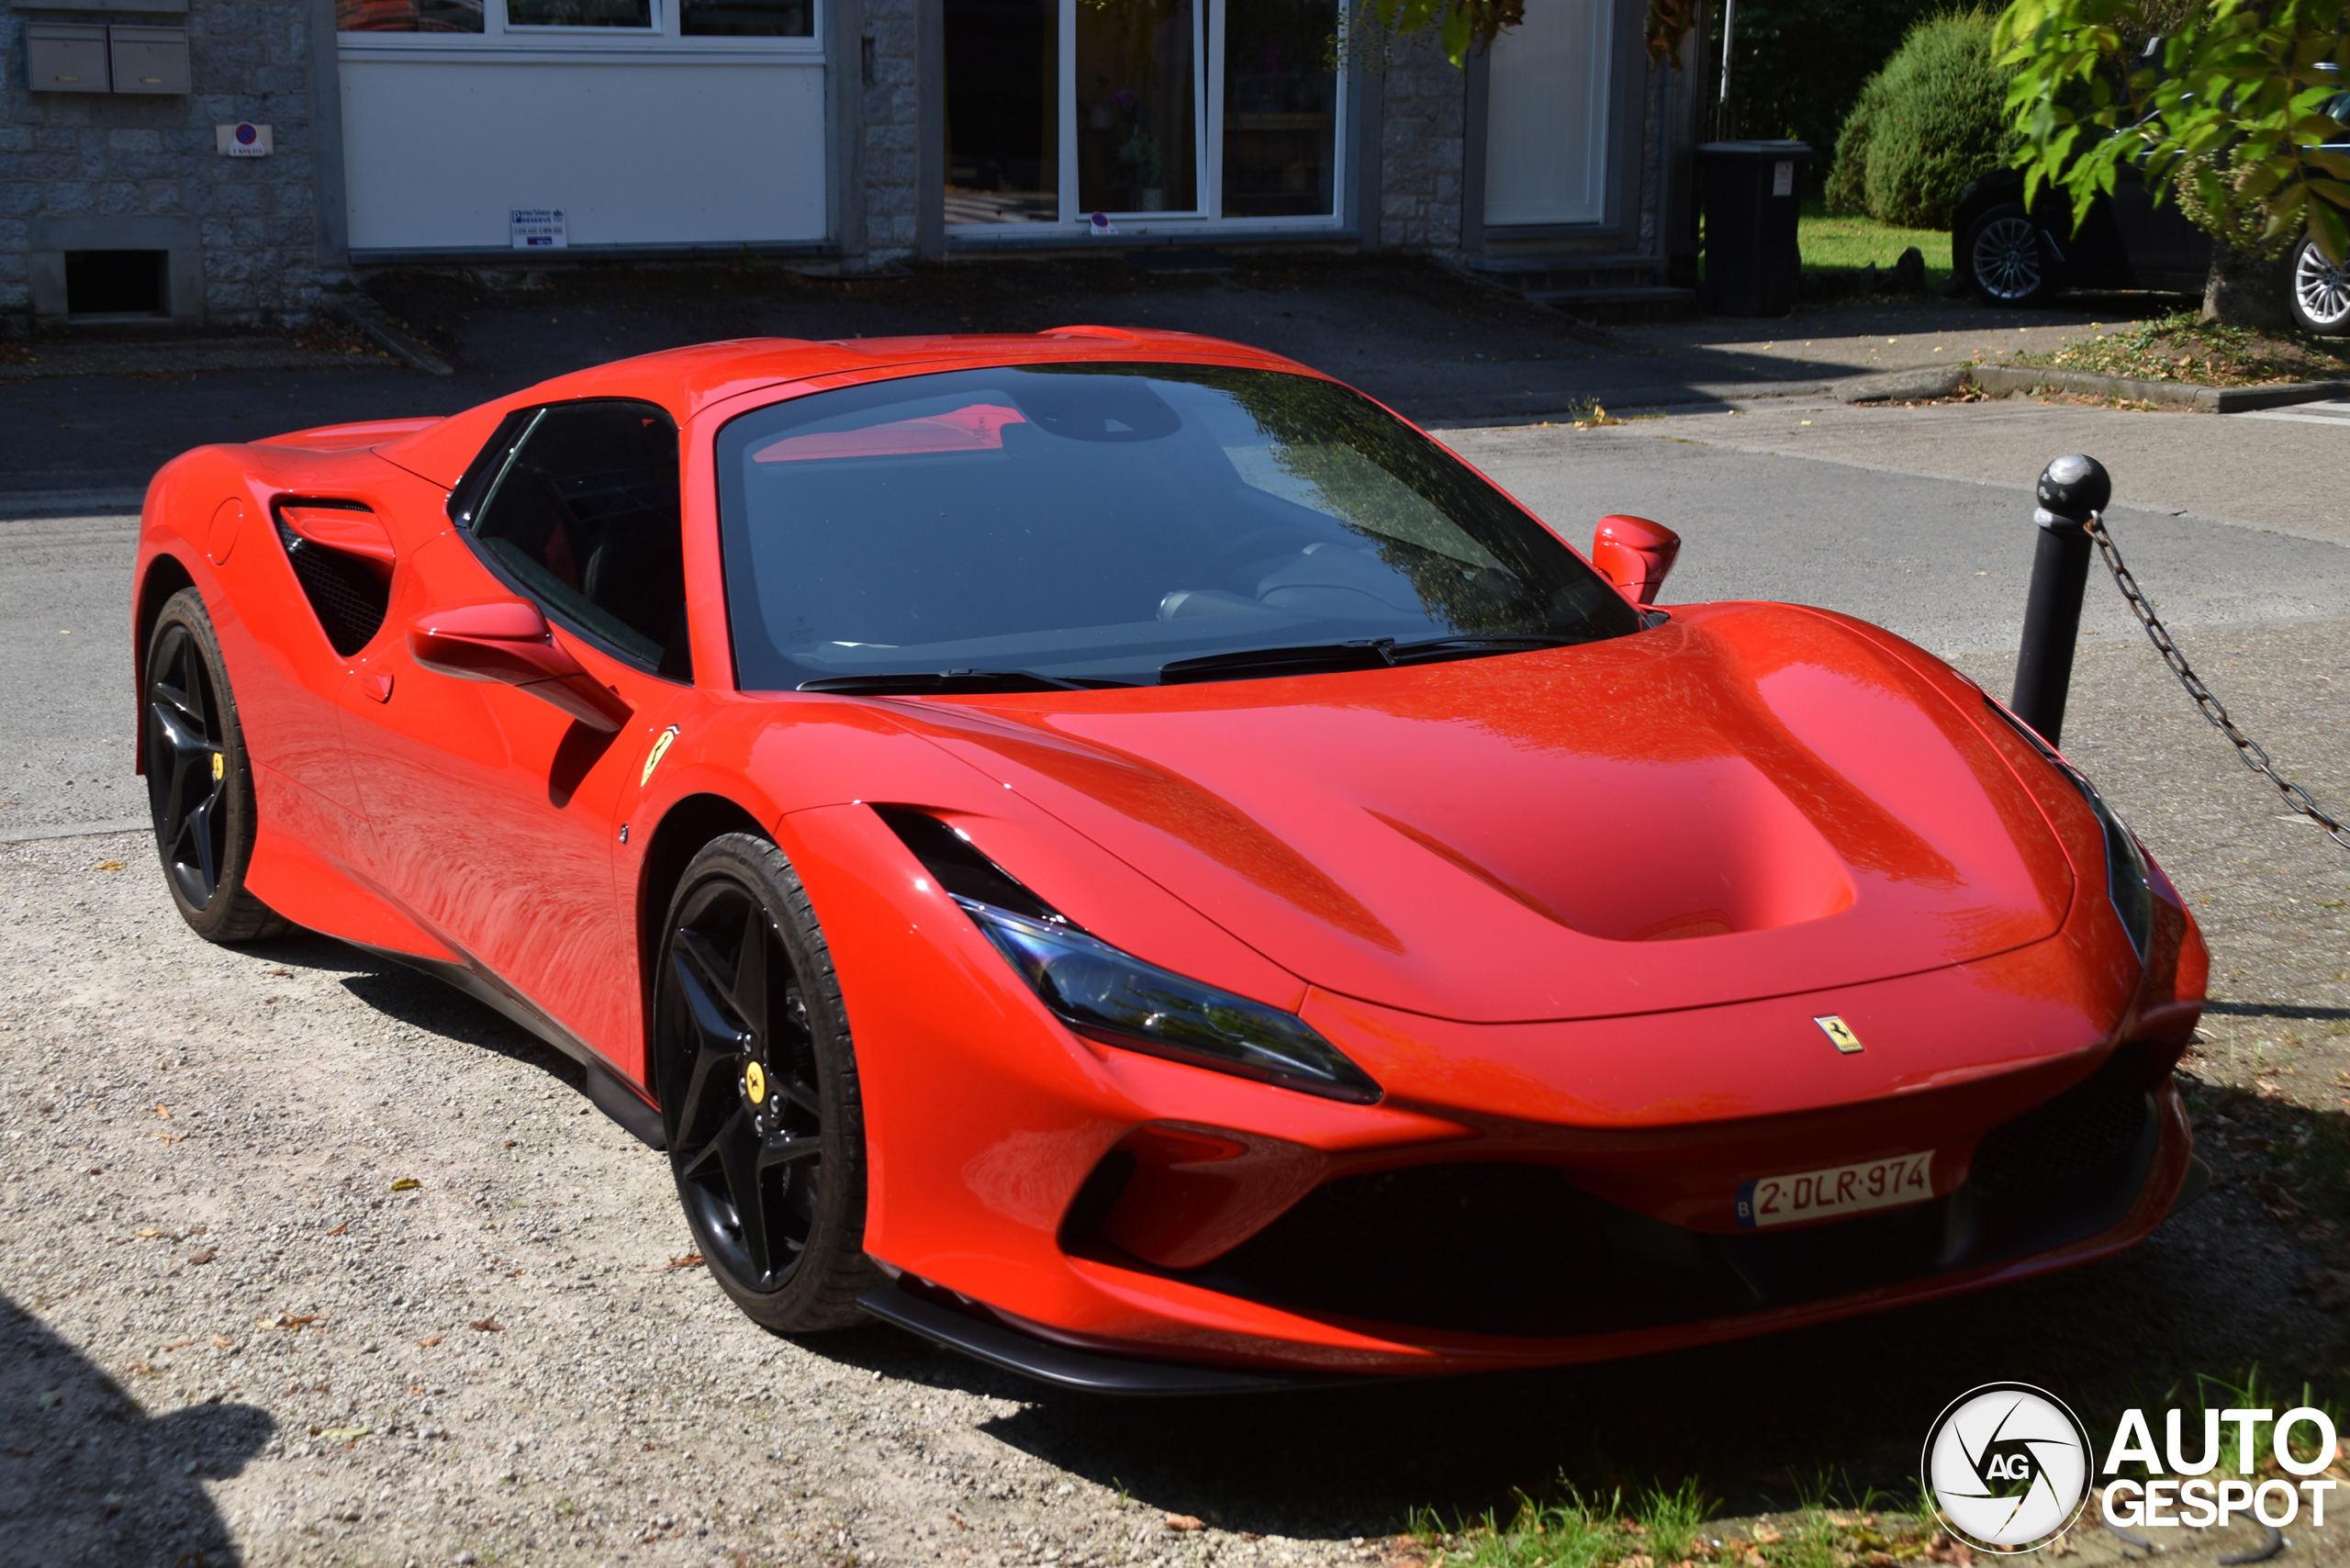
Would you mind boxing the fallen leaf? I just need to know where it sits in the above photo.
[136,1227,179,1240]
[1167,1515,1204,1533]
[469,1316,502,1333]
[162,1338,196,1351]
[503,1140,518,1149]
[1924,1535,1974,1567]
[149,1132,180,1145]
[187,1249,217,1265]
[272,1314,319,1330]
[662,1253,705,1271]
[416,1336,443,1348]
[211,1336,237,1350]
[318,1426,370,1443]
[95,860,125,872]
[389,1179,420,1192]
[153,1103,173,1119]
[324,1222,348,1236]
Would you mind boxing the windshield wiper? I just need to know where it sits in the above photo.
[1157,634,1583,685]
[797,669,1130,695]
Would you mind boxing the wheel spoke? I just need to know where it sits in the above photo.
[711,1108,774,1280]
[758,1129,822,1172]
[732,908,772,1039]
[779,1076,822,1117]
[669,934,752,1138]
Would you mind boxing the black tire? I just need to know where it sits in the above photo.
[1962,204,2062,307]
[2288,238,2350,336]
[654,833,878,1331]
[142,588,288,944]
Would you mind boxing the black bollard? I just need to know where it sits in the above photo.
[2009,454,2111,746]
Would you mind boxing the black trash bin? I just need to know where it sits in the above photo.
[1698,140,1812,317]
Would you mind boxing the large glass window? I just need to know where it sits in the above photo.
[944,0,1058,222]
[1076,0,1200,214]
[464,400,693,682]
[714,365,1638,690]
[336,0,484,30]
[1220,0,1337,217]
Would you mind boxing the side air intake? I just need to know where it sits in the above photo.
[272,500,391,657]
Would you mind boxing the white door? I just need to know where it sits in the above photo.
[1482,0,1613,228]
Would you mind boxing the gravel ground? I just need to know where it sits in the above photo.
[3,623,2345,1568]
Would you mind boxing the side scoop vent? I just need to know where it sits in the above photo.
[272,499,390,657]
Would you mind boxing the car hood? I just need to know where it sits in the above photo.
[887,602,2074,1024]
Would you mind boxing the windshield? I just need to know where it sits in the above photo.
[713,363,1641,689]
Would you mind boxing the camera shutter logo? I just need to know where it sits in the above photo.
[1922,1383,2093,1552]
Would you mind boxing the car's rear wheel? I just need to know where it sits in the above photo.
[143,588,287,944]
[655,834,877,1331]
[2288,238,2350,336]
[1963,205,2061,306]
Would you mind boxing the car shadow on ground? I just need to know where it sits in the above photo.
[0,1292,274,1567]
[803,1102,2349,1540]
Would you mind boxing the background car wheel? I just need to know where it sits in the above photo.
[2288,238,2350,336]
[655,833,878,1332]
[143,588,287,944]
[1963,205,2061,306]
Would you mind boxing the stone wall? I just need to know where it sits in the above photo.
[858,0,919,265]
[1376,28,1464,252]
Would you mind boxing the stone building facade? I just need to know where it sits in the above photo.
[3,0,335,326]
[2,0,1697,330]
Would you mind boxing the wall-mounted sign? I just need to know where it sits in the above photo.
[510,208,568,250]
[215,122,271,157]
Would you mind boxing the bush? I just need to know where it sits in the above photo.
[1824,10,2018,229]
[1707,0,1942,162]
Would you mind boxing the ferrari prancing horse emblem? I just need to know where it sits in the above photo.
[641,724,679,787]
[1814,1014,1864,1054]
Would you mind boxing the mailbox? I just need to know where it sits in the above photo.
[28,24,109,93]
[108,27,190,95]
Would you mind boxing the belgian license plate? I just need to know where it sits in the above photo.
[1735,1151,1934,1229]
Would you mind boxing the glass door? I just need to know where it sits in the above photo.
[1071,0,1203,216]
[943,0,1346,231]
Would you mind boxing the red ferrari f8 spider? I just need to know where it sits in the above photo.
[131,328,2207,1390]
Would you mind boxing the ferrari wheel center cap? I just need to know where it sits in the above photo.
[743,1059,767,1105]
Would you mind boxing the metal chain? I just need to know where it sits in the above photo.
[2084,511,2350,852]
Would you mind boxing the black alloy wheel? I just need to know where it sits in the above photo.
[1964,205,2060,307]
[655,834,877,1331]
[143,588,285,943]
[2288,238,2350,336]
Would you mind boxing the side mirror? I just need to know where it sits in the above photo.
[408,600,632,733]
[1590,515,1681,607]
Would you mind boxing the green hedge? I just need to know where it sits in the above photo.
[1824,10,2019,229]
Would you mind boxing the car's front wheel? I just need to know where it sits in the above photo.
[1962,205,2061,307]
[655,833,878,1332]
[2288,238,2350,336]
[143,588,287,943]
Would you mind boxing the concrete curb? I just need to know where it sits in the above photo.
[1965,364,2350,411]
[323,295,454,377]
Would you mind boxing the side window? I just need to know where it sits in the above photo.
[464,398,692,682]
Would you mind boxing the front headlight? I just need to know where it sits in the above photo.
[1984,698,2153,958]
[956,897,1383,1104]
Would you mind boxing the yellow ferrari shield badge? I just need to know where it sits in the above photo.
[640,725,679,788]
[744,1060,767,1104]
[1814,1014,1864,1054]
[211,753,224,782]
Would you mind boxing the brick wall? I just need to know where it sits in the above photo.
[1376,29,1464,252]
[2,0,332,328]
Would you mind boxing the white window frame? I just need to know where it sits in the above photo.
[336,0,824,62]
[947,0,1348,239]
